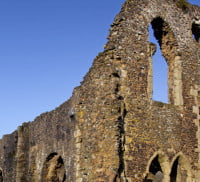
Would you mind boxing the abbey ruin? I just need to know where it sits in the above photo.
[0,0,200,181]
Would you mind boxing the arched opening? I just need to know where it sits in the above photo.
[149,24,168,103]
[192,21,200,42]
[170,157,179,182]
[0,169,3,182]
[144,155,164,182]
[170,155,191,182]
[41,153,66,182]
[148,17,183,105]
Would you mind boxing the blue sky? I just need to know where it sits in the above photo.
[0,0,199,138]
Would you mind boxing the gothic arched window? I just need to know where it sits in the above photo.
[148,17,183,105]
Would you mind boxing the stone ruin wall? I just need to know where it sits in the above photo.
[0,0,200,181]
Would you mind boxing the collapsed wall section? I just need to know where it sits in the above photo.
[0,95,78,181]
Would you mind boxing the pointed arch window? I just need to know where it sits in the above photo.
[148,17,183,105]
[149,24,168,103]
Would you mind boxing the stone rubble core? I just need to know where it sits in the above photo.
[0,0,200,181]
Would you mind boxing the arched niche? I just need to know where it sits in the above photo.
[170,154,191,182]
[41,152,66,182]
[148,16,183,106]
[0,168,3,182]
[144,152,170,182]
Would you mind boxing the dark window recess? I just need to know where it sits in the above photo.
[192,21,200,42]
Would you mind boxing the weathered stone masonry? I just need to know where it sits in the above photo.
[0,0,200,181]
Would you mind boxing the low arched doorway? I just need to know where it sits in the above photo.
[170,155,191,182]
[144,152,170,182]
[41,152,66,182]
[144,155,163,182]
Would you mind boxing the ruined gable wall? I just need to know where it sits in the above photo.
[74,0,200,181]
[103,0,200,181]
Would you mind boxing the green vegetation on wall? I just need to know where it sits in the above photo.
[176,0,189,11]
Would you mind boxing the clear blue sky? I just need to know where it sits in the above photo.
[0,0,199,138]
